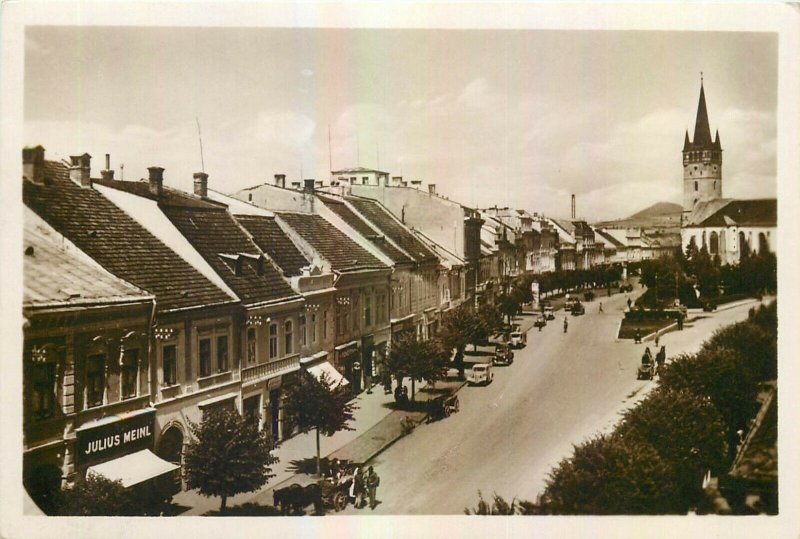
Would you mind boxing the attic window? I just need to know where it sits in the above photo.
[25,246,34,256]
[181,290,191,298]
[60,288,81,299]
[88,230,98,238]
[219,253,243,276]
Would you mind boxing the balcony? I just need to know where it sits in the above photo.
[242,354,300,384]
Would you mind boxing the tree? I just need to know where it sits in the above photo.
[464,491,537,515]
[58,474,149,516]
[616,388,728,505]
[183,407,278,513]
[440,305,481,379]
[496,292,520,326]
[539,434,683,515]
[658,349,760,463]
[283,371,356,477]
[387,333,449,401]
[478,302,504,342]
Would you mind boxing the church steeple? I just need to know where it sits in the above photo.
[692,80,713,147]
[682,75,723,213]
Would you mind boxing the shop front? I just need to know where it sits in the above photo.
[335,341,361,394]
[75,408,179,501]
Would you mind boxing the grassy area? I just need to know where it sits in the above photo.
[618,318,675,339]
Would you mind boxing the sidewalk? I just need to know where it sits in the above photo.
[173,376,464,515]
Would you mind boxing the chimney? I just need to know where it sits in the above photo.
[571,194,576,219]
[428,183,437,195]
[291,181,302,190]
[69,153,92,188]
[410,180,422,189]
[100,153,114,181]
[148,166,165,197]
[193,172,208,197]
[274,174,286,188]
[315,180,323,188]
[303,179,315,193]
[391,176,402,186]
[22,145,45,185]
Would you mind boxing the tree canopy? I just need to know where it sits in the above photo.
[387,333,450,400]
[283,371,356,476]
[183,407,277,512]
[58,474,150,516]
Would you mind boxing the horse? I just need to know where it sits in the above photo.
[273,482,323,515]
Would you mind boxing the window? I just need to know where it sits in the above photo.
[247,328,256,364]
[284,320,293,355]
[364,294,372,327]
[121,348,139,399]
[163,344,177,386]
[299,314,307,347]
[199,338,212,378]
[377,293,387,324]
[216,335,229,372]
[269,323,278,359]
[362,177,368,185]
[86,354,105,408]
[694,181,698,191]
[311,314,317,343]
[31,362,56,419]
[322,310,328,339]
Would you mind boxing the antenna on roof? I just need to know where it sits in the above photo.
[196,116,206,172]
[376,143,380,170]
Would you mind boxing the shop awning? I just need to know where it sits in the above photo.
[307,361,349,387]
[87,449,179,488]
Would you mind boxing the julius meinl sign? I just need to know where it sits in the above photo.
[76,408,155,467]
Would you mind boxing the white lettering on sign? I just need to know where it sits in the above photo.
[83,425,151,456]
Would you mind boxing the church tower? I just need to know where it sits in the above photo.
[682,77,722,213]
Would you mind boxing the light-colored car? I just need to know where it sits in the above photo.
[467,363,494,385]
[509,331,523,348]
[543,306,555,320]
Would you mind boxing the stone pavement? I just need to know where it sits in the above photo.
[172,375,465,515]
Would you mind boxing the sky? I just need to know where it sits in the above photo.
[24,27,777,221]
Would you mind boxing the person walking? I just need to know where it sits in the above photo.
[366,466,381,510]
[351,466,365,508]
[654,330,660,347]
[563,317,568,334]
[599,302,604,313]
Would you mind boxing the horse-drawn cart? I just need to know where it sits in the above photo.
[427,394,460,422]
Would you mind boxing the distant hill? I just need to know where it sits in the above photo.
[595,201,682,230]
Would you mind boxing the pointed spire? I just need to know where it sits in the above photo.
[693,78,713,147]
[683,129,691,151]
[714,129,721,150]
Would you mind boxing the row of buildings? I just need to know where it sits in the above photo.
[21,106,705,510]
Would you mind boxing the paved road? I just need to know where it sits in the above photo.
[342,292,760,515]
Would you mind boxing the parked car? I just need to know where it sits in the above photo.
[467,363,494,385]
[571,302,585,316]
[509,331,524,348]
[534,315,547,329]
[543,306,555,320]
[493,344,514,366]
[565,297,579,312]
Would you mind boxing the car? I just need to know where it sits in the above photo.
[534,315,547,329]
[467,363,494,385]
[509,331,524,348]
[493,344,514,366]
[619,283,634,293]
[571,302,585,316]
[564,297,579,312]
[543,306,555,320]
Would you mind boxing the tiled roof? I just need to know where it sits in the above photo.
[594,229,626,249]
[161,206,298,306]
[23,162,235,312]
[94,177,225,210]
[235,214,310,277]
[728,386,777,484]
[276,212,386,272]
[321,197,413,264]
[24,209,153,309]
[697,199,776,228]
[346,197,438,263]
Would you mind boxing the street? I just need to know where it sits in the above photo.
[342,292,761,515]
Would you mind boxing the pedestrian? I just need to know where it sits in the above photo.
[654,330,660,347]
[351,466,365,508]
[563,317,568,334]
[627,297,632,310]
[366,466,381,509]
[634,328,641,344]
[678,314,684,331]
[599,302,604,313]
[382,370,392,394]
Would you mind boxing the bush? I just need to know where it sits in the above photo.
[702,320,777,382]
[616,388,727,507]
[59,475,150,516]
[539,434,683,514]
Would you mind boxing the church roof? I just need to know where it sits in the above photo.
[684,198,733,227]
[692,82,714,147]
[695,199,776,228]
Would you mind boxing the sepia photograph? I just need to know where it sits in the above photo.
[1,2,798,538]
